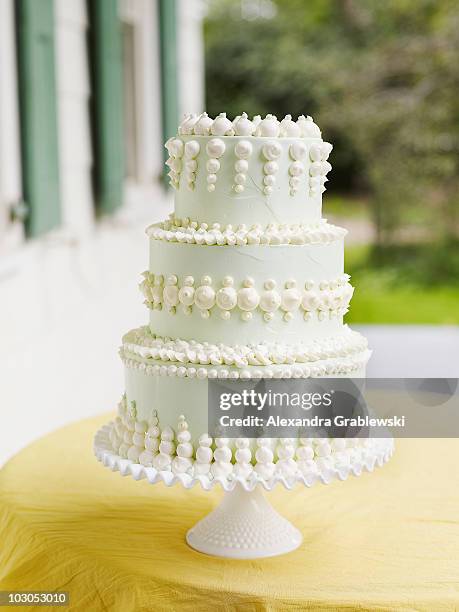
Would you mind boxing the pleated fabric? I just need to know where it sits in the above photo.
[1,414,458,611]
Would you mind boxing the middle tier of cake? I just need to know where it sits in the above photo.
[141,232,353,346]
[120,324,370,441]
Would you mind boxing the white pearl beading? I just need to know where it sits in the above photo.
[178,113,321,139]
[309,141,333,197]
[122,325,368,369]
[164,138,184,190]
[288,141,307,195]
[262,140,282,196]
[205,138,226,192]
[140,272,354,322]
[183,140,200,190]
[167,133,331,194]
[99,423,394,490]
[233,140,253,193]
[146,218,346,246]
[168,116,330,196]
[107,398,390,483]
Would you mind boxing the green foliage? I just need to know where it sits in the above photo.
[204,0,459,243]
[346,239,459,287]
[345,243,459,323]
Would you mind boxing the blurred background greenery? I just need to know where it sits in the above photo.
[203,0,459,323]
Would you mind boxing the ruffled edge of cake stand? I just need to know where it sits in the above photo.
[94,423,394,492]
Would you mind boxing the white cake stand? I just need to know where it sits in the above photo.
[94,423,394,559]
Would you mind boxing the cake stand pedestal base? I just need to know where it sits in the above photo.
[186,484,302,559]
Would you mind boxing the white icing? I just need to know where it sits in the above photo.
[262,141,282,161]
[233,112,254,136]
[256,114,280,137]
[210,112,233,136]
[184,140,200,159]
[280,114,301,137]
[234,139,253,159]
[121,325,368,373]
[289,141,307,161]
[194,112,213,136]
[177,114,324,139]
[147,218,346,246]
[140,270,353,321]
[206,138,226,158]
[108,402,389,483]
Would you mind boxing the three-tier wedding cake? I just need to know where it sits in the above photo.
[105,111,381,484]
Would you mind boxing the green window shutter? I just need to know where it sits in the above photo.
[88,0,124,214]
[16,0,60,237]
[159,0,178,171]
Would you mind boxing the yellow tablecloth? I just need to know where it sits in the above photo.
[1,414,458,611]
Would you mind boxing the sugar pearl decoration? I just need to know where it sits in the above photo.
[260,289,281,313]
[281,285,301,311]
[184,140,200,159]
[167,138,184,159]
[289,160,304,195]
[206,138,226,158]
[206,158,220,173]
[127,445,141,462]
[309,141,333,196]
[262,141,282,161]
[139,449,154,467]
[290,141,307,161]
[321,142,333,160]
[233,112,255,136]
[235,159,248,173]
[289,161,304,177]
[211,438,233,478]
[254,440,275,479]
[163,285,179,307]
[205,139,225,191]
[216,286,238,311]
[210,112,233,136]
[264,161,278,175]
[234,438,253,479]
[237,287,260,311]
[256,114,280,137]
[178,285,195,306]
[153,452,172,471]
[263,155,279,195]
[194,112,213,136]
[194,285,216,310]
[234,140,253,160]
[174,415,193,474]
[183,140,200,190]
[280,114,301,137]
[233,140,252,192]
[298,115,321,138]
[143,270,353,322]
[179,113,198,135]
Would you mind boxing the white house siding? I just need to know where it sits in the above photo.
[120,0,164,207]
[177,0,205,117]
[0,0,203,467]
[55,0,94,237]
[0,0,23,253]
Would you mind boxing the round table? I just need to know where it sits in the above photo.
[1,414,458,611]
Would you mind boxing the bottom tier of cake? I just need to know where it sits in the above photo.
[119,324,370,440]
[104,402,392,486]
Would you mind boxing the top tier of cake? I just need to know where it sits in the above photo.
[165,112,332,228]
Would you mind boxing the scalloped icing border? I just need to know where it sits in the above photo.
[94,423,394,492]
[121,325,368,371]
